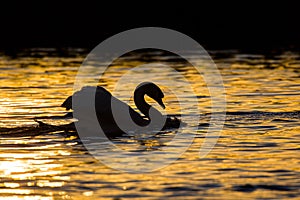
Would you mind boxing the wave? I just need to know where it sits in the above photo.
[1,111,299,138]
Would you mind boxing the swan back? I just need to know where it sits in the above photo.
[61,86,112,111]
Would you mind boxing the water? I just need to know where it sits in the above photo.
[0,49,299,199]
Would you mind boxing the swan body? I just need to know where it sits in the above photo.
[61,82,180,137]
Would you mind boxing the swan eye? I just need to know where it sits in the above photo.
[154,92,163,99]
[158,92,164,99]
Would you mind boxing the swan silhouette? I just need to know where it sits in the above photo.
[61,82,180,137]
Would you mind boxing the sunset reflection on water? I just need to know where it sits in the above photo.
[0,49,299,199]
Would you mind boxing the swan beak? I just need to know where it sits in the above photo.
[157,98,166,109]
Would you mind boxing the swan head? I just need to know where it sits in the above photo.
[136,82,165,109]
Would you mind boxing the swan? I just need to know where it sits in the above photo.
[61,82,180,137]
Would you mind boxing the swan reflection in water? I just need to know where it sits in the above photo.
[61,82,181,138]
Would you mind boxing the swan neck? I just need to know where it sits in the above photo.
[134,88,151,117]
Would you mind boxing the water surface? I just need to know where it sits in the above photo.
[0,49,299,199]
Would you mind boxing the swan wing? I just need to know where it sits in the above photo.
[61,86,112,111]
[61,86,144,125]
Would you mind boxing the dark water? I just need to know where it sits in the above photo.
[0,49,299,199]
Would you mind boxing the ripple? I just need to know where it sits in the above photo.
[232,184,294,192]
[0,50,300,199]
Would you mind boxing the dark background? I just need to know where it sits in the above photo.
[1,1,299,52]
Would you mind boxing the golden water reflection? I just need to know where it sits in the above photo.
[0,49,299,199]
